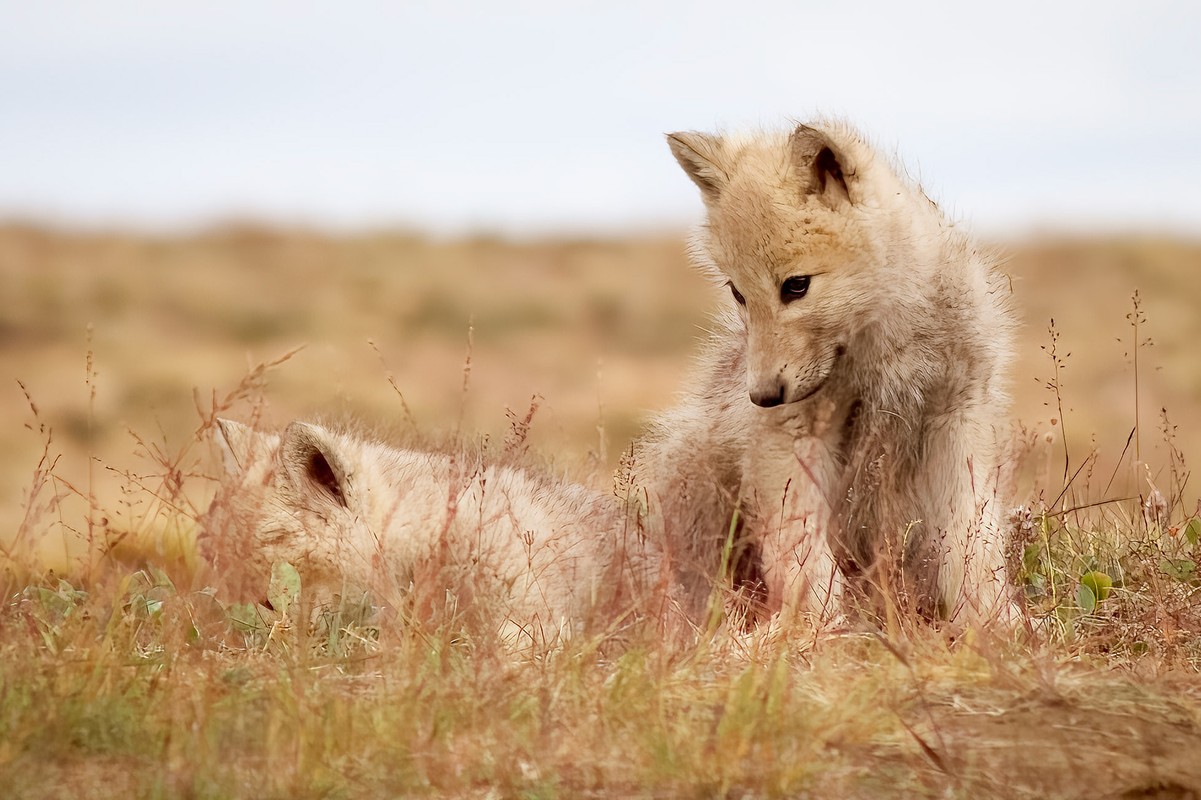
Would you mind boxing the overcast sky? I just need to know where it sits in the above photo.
[2,1,1198,236]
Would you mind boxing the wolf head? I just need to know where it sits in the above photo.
[668,121,938,407]
[200,418,374,605]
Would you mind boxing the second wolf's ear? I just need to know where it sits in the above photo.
[215,418,261,475]
[667,131,729,202]
[280,422,353,509]
[791,125,853,206]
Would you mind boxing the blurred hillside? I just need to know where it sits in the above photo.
[2,226,1198,568]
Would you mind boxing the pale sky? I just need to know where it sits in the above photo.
[2,1,1198,236]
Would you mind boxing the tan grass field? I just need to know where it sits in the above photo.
[2,225,1201,797]
[4,228,1199,559]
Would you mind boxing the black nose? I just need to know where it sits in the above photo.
[749,382,785,407]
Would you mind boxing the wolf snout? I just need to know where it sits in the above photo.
[749,378,786,407]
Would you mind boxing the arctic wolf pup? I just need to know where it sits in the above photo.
[201,419,659,647]
[638,120,1016,626]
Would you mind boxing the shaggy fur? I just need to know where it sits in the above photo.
[635,119,1017,626]
[200,419,660,648]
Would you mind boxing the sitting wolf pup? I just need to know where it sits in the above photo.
[637,120,1017,627]
[201,419,660,647]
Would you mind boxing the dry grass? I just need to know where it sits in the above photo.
[3,225,1201,797]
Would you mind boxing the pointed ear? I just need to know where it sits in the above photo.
[791,125,853,206]
[280,422,352,509]
[215,418,263,475]
[667,131,729,201]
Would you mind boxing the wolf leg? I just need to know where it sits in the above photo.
[743,417,844,625]
[917,413,1018,626]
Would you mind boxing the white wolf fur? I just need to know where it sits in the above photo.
[637,119,1017,626]
[201,419,659,647]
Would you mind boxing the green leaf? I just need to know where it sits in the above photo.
[1185,518,1201,547]
[268,561,302,617]
[36,586,73,619]
[1076,582,1096,612]
[128,594,162,619]
[146,564,176,591]
[1159,558,1197,583]
[228,602,267,634]
[1022,543,1043,574]
[1080,571,1112,603]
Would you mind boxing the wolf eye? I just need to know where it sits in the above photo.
[728,281,746,306]
[781,275,811,302]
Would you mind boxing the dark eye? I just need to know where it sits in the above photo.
[781,275,811,302]
[728,281,746,306]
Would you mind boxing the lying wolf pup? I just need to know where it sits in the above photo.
[201,419,661,647]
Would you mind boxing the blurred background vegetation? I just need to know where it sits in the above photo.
[2,224,1198,572]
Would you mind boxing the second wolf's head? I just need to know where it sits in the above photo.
[198,419,387,607]
[667,121,946,408]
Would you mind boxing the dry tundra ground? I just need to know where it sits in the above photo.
[2,225,1201,798]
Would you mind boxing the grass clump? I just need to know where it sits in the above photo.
[6,389,1201,800]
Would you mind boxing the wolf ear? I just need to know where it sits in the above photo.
[791,125,853,206]
[280,422,352,509]
[667,131,728,201]
[215,418,261,474]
